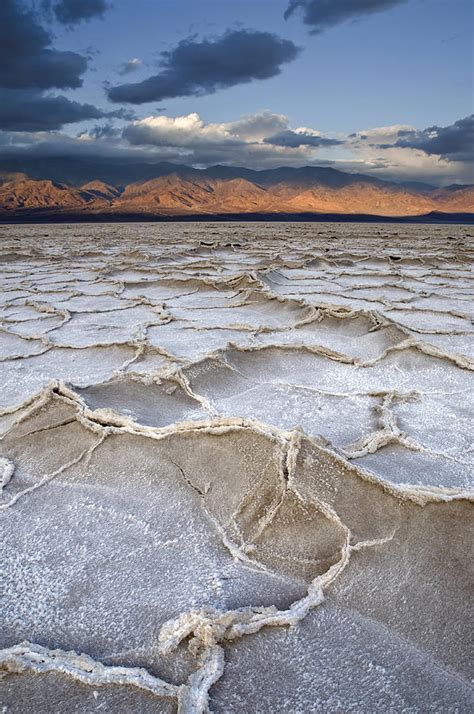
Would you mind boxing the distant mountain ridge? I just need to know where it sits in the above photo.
[0,157,452,190]
[0,159,472,220]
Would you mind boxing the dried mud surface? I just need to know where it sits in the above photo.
[0,222,473,713]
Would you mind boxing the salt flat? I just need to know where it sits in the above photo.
[0,222,473,712]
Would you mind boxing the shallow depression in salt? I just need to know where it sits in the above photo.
[1,222,473,713]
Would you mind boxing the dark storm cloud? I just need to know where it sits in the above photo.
[52,0,109,25]
[107,29,300,104]
[0,1,121,132]
[284,0,408,33]
[385,115,474,161]
[0,49,87,91]
[263,129,342,148]
[0,0,87,89]
[0,89,123,132]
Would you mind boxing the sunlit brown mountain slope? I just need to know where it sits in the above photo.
[0,165,472,218]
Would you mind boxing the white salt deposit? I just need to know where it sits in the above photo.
[0,222,472,712]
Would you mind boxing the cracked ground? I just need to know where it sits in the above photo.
[0,222,473,713]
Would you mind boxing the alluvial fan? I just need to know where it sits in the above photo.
[1,222,473,713]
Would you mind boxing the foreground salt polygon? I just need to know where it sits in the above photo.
[1,222,472,712]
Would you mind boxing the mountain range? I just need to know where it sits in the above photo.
[0,159,472,221]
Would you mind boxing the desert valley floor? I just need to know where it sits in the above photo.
[0,222,473,712]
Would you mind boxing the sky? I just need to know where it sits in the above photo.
[0,0,473,185]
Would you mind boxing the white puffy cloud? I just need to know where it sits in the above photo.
[121,111,339,167]
[123,112,240,148]
[123,111,297,148]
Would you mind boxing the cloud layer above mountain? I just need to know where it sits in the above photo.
[120,112,473,180]
[2,110,471,186]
